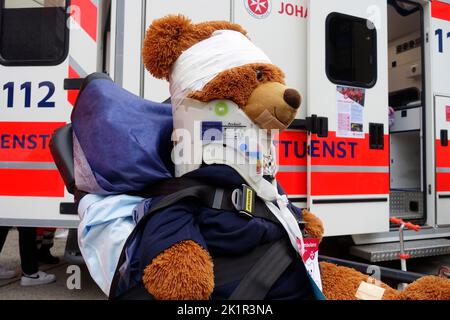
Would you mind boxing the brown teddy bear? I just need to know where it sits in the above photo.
[140,14,312,300]
[139,14,449,301]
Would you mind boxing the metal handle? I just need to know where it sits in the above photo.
[390,217,421,273]
[441,129,448,147]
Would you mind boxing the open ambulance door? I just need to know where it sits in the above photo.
[306,0,390,236]
[0,0,101,227]
[432,1,450,226]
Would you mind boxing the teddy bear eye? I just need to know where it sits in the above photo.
[255,69,263,81]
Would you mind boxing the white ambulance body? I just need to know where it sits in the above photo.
[0,0,109,227]
[1,0,450,261]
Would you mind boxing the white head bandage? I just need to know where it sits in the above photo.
[169,30,271,108]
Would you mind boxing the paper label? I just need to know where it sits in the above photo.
[355,281,386,300]
[336,85,365,139]
[446,105,450,122]
[300,238,322,290]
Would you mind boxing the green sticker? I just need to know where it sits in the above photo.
[214,101,229,116]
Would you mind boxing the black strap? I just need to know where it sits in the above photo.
[228,239,295,300]
[131,177,283,226]
[214,242,274,287]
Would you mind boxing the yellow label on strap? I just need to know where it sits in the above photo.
[245,188,253,212]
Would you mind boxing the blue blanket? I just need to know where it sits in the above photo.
[71,75,174,194]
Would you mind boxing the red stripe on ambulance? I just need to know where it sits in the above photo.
[0,169,64,197]
[436,173,450,192]
[277,130,307,166]
[309,131,389,167]
[309,131,389,195]
[276,130,389,196]
[436,139,450,192]
[311,172,389,196]
[276,130,307,196]
[0,122,65,162]
[71,0,98,42]
[0,122,65,197]
[68,66,80,106]
[436,140,450,168]
[277,172,307,195]
[432,1,450,22]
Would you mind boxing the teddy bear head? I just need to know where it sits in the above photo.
[142,15,301,130]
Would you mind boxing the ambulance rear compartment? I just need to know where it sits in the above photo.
[387,0,425,223]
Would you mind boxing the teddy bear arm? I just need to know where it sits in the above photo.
[319,261,400,300]
[142,240,214,300]
[301,209,324,242]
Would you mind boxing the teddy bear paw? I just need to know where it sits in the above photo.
[142,240,214,300]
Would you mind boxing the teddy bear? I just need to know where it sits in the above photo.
[136,14,323,300]
[138,14,450,301]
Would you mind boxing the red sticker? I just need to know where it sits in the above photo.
[446,106,450,122]
[300,238,323,290]
[301,238,320,263]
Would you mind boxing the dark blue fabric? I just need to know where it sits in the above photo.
[136,199,208,272]
[71,78,174,193]
[122,165,314,300]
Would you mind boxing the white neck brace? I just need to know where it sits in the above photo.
[171,98,304,256]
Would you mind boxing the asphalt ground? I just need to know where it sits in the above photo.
[0,229,105,300]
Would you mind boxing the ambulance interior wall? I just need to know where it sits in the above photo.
[387,3,424,219]
[388,6,422,95]
[390,132,421,190]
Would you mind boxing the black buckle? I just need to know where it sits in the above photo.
[231,184,255,218]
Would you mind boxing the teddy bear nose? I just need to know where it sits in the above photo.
[283,89,301,109]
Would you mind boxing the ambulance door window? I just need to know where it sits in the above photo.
[326,12,377,88]
[0,0,69,66]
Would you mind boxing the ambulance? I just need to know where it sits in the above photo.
[1,0,450,263]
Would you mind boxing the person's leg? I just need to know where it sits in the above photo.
[18,227,56,286]
[17,227,39,275]
[35,228,43,250]
[41,228,56,250]
[37,228,59,264]
[0,227,16,279]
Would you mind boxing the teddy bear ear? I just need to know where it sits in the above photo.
[142,15,197,80]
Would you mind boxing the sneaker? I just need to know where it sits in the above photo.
[38,250,60,265]
[0,265,16,280]
[54,229,69,239]
[20,271,56,286]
